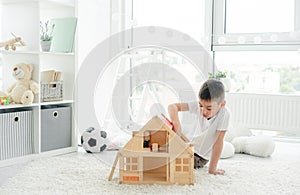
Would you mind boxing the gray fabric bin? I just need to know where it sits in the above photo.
[41,106,72,152]
[0,108,34,160]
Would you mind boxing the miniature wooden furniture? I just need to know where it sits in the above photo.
[109,114,194,185]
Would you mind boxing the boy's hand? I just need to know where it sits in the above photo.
[208,169,225,175]
[168,103,189,133]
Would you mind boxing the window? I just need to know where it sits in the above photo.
[133,0,206,44]
[175,158,190,173]
[226,0,295,33]
[213,0,300,47]
[214,51,300,94]
[213,0,300,95]
[212,1,300,138]
[123,157,138,171]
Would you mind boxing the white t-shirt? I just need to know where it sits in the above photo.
[188,101,230,160]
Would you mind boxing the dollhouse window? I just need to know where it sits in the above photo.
[124,157,138,171]
[175,158,190,173]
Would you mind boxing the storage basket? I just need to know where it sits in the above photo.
[41,81,63,102]
[41,105,72,152]
[0,108,34,160]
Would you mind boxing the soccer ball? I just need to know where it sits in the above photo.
[81,127,107,153]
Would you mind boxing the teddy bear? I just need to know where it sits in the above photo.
[4,63,39,105]
[0,91,6,97]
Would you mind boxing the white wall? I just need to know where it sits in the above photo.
[77,0,119,135]
[77,0,111,67]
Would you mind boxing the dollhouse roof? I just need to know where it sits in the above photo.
[121,115,193,155]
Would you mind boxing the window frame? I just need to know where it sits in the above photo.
[175,157,191,173]
[123,156,138,171]
[212,0,300,51]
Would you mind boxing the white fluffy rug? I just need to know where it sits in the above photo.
[0,151,299,195]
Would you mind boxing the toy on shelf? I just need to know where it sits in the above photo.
[0,96,10,106]
[108,114,194,185]
[0,32,26,51]
[7,63,39,105]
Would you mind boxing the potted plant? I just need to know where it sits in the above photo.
[40,21,55,52]
[209,70,231,92]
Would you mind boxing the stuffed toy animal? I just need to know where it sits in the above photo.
[5,63,38,105]
[221,127,275,158]
[231,135,275,157]
[0,91,6,96]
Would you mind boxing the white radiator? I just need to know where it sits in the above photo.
[226,93,300,136]
[0,109,34,160]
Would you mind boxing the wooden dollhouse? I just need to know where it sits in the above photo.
[109,114,194,185]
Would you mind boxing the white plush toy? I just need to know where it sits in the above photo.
[5,63,38,105]
[221,141,235,159]
[221,127,275,158]
[232,135,275,157]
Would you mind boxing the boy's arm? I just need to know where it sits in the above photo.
[167,103,189,134]
[208,130,226,175]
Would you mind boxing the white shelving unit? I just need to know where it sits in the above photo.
[0,0,77,166]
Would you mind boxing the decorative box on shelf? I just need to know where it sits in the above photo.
[41,81,63,102]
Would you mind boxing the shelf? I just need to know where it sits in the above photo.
[0,50,74,56]
[0,103,39,110]
[0,0,77,166]
[40,100,74,106]
[0,50,40,55]
[40,0,75,8]
[0,0,38,4]
[0,0,74,7]
[39,52,75,56]
[0,101,74,109]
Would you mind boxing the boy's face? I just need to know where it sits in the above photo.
[198,99,225,119]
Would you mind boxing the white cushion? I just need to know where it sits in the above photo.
[225,126,253,142]
[232,135,275,157]
[220,141,235,159]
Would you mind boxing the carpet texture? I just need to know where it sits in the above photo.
[0,152,299,195]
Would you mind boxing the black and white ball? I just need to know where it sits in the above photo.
[81,127,107,153]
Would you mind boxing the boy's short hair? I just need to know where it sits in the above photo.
[198,79,225,103]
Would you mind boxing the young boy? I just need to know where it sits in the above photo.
[168,79,230,175]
